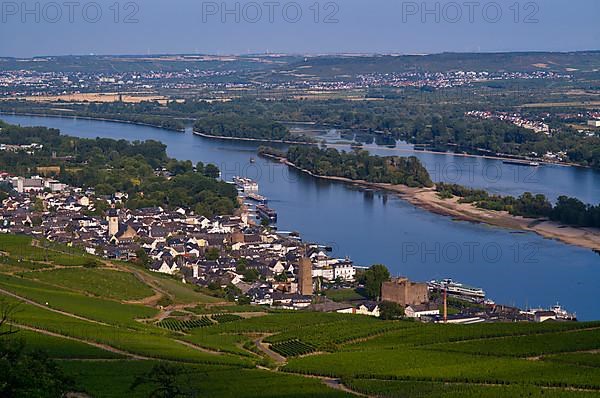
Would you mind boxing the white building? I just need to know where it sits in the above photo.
[333,261,356,281]
[405,304,440,319]
[587,120,600,127]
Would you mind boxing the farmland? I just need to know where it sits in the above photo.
[1,234,600,397]
[157,317,214,331]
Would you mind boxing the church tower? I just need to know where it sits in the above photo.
[107,208,119,237]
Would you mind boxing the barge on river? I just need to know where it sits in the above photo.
[256,204,277,222]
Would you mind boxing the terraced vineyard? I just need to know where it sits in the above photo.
[1,233,600,397]
[157,317,214,331]
[271,339,317,357]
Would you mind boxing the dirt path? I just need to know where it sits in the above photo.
[11,323,150,360]
[125,290,163,307]
[0,287,110,326]
[114,263,169,306]
[173,339,223,356]
[254,334,286,364]
[320,377,370,397]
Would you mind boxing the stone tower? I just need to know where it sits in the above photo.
[107,208,119,237]
[298,257,313,296]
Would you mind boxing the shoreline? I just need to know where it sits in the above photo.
[324,143,585,168]
[0,111,186,133]
[261,153,600,252]
[192,130,315,145]
[0,111,590,169]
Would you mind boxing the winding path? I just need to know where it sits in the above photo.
[0,287,110,326]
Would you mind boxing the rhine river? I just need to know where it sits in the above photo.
[2,114,599,320]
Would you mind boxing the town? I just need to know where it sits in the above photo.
[0,171,576,324]
[0,58,572,99]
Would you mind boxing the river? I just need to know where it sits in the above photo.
[2,113,599,320]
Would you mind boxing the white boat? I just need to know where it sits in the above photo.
[232,176,258,192]
[246,192,267,202]
[522,303,577,321]
[551,303,577,320]
[428,278,486,299]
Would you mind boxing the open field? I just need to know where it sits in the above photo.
[2,92,168,104]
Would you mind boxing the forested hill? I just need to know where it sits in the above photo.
[0,121,237,216]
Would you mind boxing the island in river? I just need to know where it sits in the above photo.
[260,151,600,252]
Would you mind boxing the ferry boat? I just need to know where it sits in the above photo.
[551,303,577,320]
[246,192,267,203]
[233,176,258,192]
[524,303,577,321]
[428,278,486,299]
[256,204,277,222]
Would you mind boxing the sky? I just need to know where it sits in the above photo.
[0,0,598,57]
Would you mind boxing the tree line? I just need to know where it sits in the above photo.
[2,95,598,168]
[436,183,600,228]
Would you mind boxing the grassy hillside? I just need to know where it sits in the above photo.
[0,234,599,397]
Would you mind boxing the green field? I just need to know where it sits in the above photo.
[0,234,97,267]
[23,268,154,300]
[59,360,351,398]
[1,233,600,397]
[324,288,367,302]
[344,379,600,398]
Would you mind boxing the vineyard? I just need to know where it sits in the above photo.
[271,339,317,357]
[265,317,418,350]
[213,314,243,323]
[157,317,214,332]
[1,233,600,397]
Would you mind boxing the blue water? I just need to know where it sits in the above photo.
[2,113,599,320]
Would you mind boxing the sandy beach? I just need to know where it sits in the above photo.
[263,153,600,252]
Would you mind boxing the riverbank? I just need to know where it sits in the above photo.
[0,111,185,133]
[261,153,600,251]
[192,130,315,145]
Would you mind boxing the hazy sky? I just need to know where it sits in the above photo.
[0,0,598,57]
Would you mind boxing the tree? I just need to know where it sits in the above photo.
[203,164,220,179]
[379,301,404,320]
[360,264,390,299]
[130,363,191,398]
[32,197,45,212]
[242,268,260,282]
[136,248,151,266]
[0,298,19,337]
[206,247,220,261]
[0,299,73,397]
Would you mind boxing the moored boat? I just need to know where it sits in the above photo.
[256,204,277,222]
[428,278,486,299]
